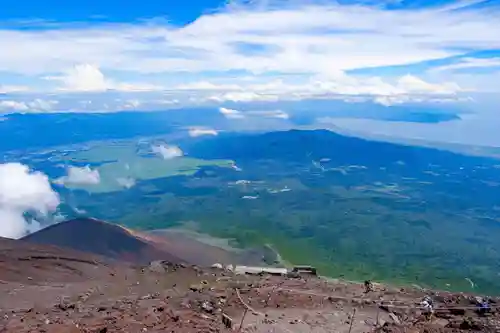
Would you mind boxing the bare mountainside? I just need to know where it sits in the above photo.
[21,218,184,265]
[0,236,129,285]
[21,218,278,267]
[2,251,500,332]
[2,226,500,332]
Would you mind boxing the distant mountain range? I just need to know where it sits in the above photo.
[186,129,497,169]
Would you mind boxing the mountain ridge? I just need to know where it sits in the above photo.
[21,217,184,265]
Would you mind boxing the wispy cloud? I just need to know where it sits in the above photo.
[0,1,498,75]
[0,0,498,111]
[431,57,500,73]
[247,109,289,119]
[0,85,29,94]
[188,127,219,137]
[219,107,245,119]
[219,106,290,119]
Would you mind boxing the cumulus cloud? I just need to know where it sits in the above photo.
[0,1,498,76]
[152,144,184,159]
[0,99,57,112]
[0,73,465,113]
[46,64,109,92]
[44,64,165,92]
[203,74,462,105]
[396,75,460,95]
[0,0,497,110]
[0,163,60,239]
[116,177,136,189]
[56,165,101,185]
[219,107,245,119]
[188,127,219,137]
[0,100,27,111]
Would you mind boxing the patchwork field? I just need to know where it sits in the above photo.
[52,141,234,193]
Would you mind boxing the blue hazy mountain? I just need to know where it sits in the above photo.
[0,104,463,153]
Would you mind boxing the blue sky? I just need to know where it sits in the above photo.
[0,0,499,146]
[0,0,226,26]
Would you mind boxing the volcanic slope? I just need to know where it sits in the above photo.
[0,236,127,285]
[21,218,183,264]
[2,256,500,332]
[3,224,500,332]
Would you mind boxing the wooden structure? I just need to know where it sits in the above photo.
[291,265,317,276]
[222,313,233,329]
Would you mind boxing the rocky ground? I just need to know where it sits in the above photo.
[2,261,500,333]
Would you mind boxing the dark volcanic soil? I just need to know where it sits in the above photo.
[0,236,129,285]
[3,224,500,333]
[21,218,184,264]
[2,246,500,333]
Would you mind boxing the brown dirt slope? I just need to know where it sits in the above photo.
[144,229,241,266]
[21,218,184,265]
[2,261,500,332]
[0,236,126,285]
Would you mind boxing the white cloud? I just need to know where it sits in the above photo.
[0,98,57,112]
[0,0,497,111]
[219,107,245,119]
[44,63,165,92]
[248,109,289,119]
[157,99,180,105]
[0,100,28,111]
[152,144,183,159]
[219,106,290,119]
[210,91,280,103]
[431,57,500,72]
[396,75,460,94]
[121,99,141,109]
[176,81,243,91]
[0,1,497,84]
[0,73,464,113]
[0,163,60,239]
[45,63,109,92]
[373,94,471,106]
[0,85,28,94]
[56,165,101,185]
[1,2,498,76]
[206,74,463,105]
[116,177,136,189]
[73,206,87,214]
[188,127,219,137]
